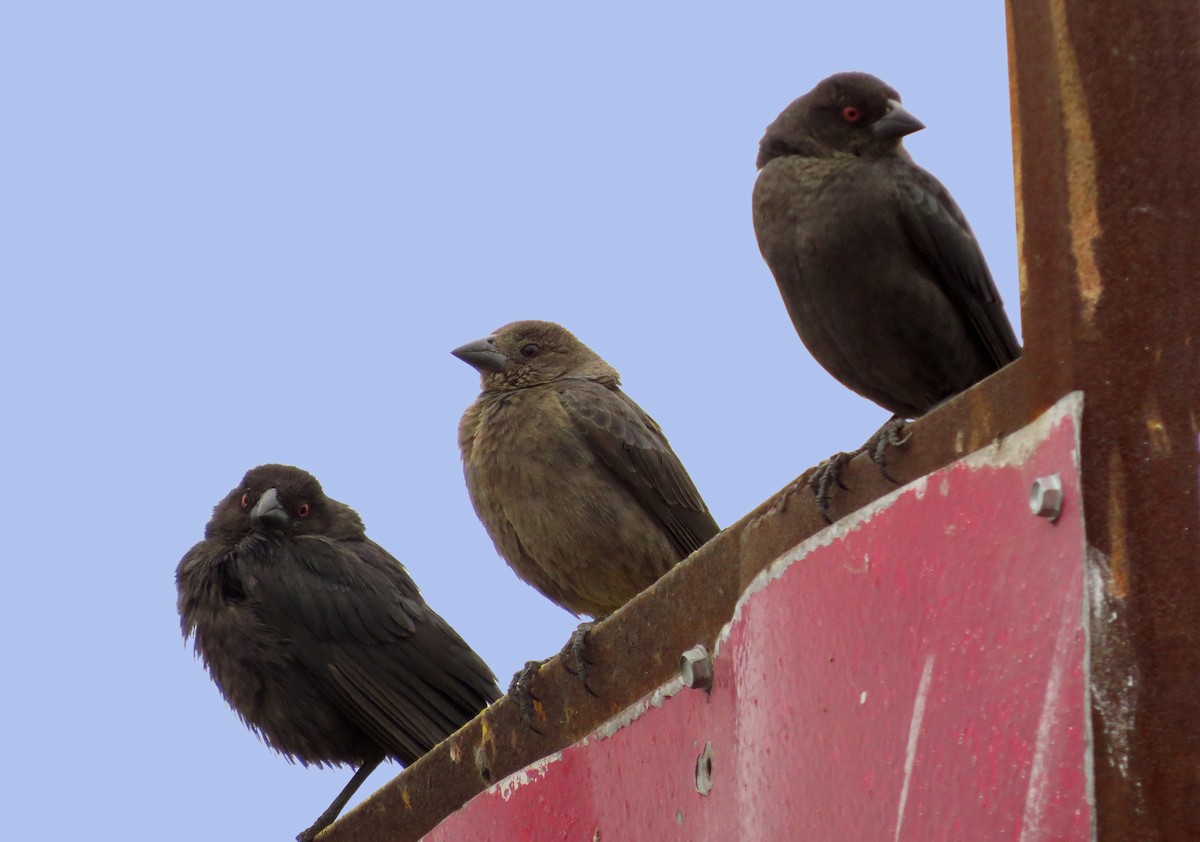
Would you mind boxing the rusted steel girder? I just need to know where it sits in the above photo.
[1005,1,1200,838]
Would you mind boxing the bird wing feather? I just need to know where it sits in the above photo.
[894,162,1022,368]
[242,538,499,764]
[557,380,720,558]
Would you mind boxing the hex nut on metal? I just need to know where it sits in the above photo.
[1029,474,1064,521]
[694,740,714,796]
[680,644,713,692]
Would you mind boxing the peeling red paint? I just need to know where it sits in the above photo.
[425,401,1091,841]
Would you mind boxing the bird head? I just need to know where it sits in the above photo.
[757,71,925,168]
[452,320,619,392]
[203,464,364,543]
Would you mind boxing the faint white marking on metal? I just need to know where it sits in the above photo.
[843,552,869,574]
[860,691,868,705]
[486,675,688,801]
[591,675,685,741]
[483,663,684,803]
[490,751,563,801]
[1019,589,1079,841]
[1086,546,1136,784]
[895,654,935,842]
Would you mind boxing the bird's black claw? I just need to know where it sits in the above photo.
[807,451,855,523]
[808,419,910,520]
[776,466,841,515]
[560,619,601,697]
[507,660,546,734]
[864,417,909,484]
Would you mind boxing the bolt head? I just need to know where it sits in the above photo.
[1029,474,1064,521]
[680,644,713,692]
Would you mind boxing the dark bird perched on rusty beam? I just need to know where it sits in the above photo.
[752,72,1021,516]
[176,464,501,842]
[453,320,719,721]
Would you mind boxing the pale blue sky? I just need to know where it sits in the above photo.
[1,3,1018,839]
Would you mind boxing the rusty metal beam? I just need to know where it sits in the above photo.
[1005,2,1200,838]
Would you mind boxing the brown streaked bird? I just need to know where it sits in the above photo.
[752,72,1021,514]
[453,321,719,710]
[176,464,501,842]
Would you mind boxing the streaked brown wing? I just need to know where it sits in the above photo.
[557,379,720,558]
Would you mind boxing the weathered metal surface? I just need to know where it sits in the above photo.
[323,359,1034,842]
[1005,1,1200,837]
[417,397,1089,841]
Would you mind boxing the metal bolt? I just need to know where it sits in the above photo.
[680,644,713,692]
[694,740,714,795]
[1029,474,1064,521]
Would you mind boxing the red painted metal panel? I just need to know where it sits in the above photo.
[427,397,1090,841]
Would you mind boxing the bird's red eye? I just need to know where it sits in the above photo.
[842,106,862,123]
[297,503,311,519]
[240,493,250,509]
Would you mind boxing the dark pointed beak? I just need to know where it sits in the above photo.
[250,487,289,528]
[872,99,925,139]
[451,337,508,374]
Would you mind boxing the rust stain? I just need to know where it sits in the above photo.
[963,379,1004,455]
[1106,449,1129,598]
[1049,0,1103,326]
[474,717,496,777]
[1005,7,1028,304]
[1145,410,1171,458]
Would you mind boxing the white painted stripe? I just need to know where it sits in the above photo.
[1019,599,1078,841]
[895,653,935,842]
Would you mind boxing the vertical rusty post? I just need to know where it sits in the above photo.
[1005,2,1200,838]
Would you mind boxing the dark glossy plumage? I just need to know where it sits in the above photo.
[455,320,719,618]
[176,464,500,841]
[753,72,1021,418]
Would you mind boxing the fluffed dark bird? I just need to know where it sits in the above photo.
[454,320,719,623]
[176,464,501,842]
[753,72,1021,420]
